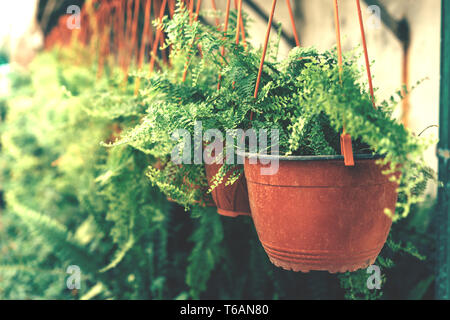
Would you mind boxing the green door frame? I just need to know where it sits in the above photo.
[437,0,450,300]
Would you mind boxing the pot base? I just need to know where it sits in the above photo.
[268,256,377,274]
[262,242,382,273]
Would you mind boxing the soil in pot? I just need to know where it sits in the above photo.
[244,154,398,273]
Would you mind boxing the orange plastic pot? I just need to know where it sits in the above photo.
[205,163,251,218]
[243,153,398,273]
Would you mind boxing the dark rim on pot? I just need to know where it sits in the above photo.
[237,151,385,162]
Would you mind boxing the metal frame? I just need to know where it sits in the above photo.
[436,0,450,300]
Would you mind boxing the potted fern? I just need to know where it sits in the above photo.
[156,5,434,272]
[113,4,433,273]
[114,4,252,214]
[220,45,433,273]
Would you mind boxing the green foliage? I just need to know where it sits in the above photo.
[133,5,434,221]
[0,52,173,299]
[186,206,224,299]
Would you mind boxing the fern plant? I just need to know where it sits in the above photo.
[112,4,434,220]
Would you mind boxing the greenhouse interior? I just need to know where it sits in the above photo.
[0,0,449,303]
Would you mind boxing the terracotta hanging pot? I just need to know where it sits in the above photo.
[205,163,251,218]
[243,153,398,273]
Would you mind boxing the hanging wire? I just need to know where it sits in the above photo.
[234,0,247,48]
[210,0,220,29]
[182,0,203,82]
[333,0,354,166]
[356,0,376,108]
[253,0,277,101]
[217,0,232,90]
[149,0,168,73]
[286,0,300,47]
[235,0,243,45]
[135,0,153,95]
[333,0,343,79]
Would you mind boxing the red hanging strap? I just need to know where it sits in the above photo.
[135,0,152,95]
[138,0,152,69]
[333,0,343,78]
[168,0,175,17]
[217,0,232,90]
[189,0,195,22]
[333,0,355,166]
[335,0,376,166]
[251,0,277,121]
[122,0,141,85]
[253,0,277,103]
[356,0,376,109]
[211,0,220,28]
[286,0,300,47]
[125,0,134,45]
[181,0,203,82]
[234,0,247,49]
[195,0,202,16]
[235,0,243,45]
[131,0,141,61]
[149,0,168,73]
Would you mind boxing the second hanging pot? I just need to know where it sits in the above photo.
[205,163,251,218]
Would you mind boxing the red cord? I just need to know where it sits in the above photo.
[334,0,354,166]
[253,0,277,100]
[182,0,203,82]
[168,0,175,17]
[251,0,277,121]
[195,0,202,17]
[217,0,232,90]
[210,0,220,28]
[135,0,152,95]
[286,0,300,47]
[234,0,247,48]
[356,0,376,109]
[138,0,152,69]
[333,0,343,78]
[189,0,195,22]
[235,0,243,45]
[149,0,168,73]
[131,0,141,63]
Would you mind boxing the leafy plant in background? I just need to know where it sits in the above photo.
[0,45,253,300]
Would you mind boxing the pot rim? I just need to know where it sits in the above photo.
[236,150,384,162]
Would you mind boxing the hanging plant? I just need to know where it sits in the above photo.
[124,2,435,272]
[231,1,435,272]
[111,2,250,211]
[105,1,435,273]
